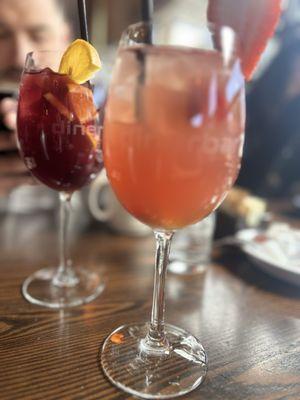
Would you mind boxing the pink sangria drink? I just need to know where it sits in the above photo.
[104,46,245,230]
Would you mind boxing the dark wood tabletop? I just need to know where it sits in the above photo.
[0,209,300,400]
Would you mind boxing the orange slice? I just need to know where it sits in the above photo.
[44,92,73,120]
[67,83,93,99]
[66,85,98,124]
[83,124,99,149]
[59,39,102,84]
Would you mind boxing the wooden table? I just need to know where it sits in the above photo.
[0,213,300,400]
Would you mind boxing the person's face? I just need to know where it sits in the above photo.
[0,0,71,86]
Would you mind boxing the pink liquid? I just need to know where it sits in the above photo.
[104,46,245,230]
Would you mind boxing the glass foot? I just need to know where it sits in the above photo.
[101,323,207,399]
[22,266,105,308]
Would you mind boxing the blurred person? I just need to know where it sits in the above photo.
[237,12,300,199]
[0,0,73,195]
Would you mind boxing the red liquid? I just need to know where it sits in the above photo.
[17,68,102,192]
[104,46,245,230]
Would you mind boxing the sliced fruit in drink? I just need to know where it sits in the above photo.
[83,124,99,149]
[44,92,74,120]
[67,83,94,99]
[66,85,97,123]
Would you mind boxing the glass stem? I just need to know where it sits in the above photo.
[53,192,78,288]
[142,230,174,354]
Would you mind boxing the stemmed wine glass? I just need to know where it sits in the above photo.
[17,51,105,308]
[101,21,245,398]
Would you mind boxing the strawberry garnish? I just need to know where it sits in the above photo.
[207,0,282,80]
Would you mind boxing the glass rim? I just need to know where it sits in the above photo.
[119,21,243,78]
[24,50,66,73]
[120,20,241,57]
[26,49,65,58]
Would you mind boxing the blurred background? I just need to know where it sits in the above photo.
[0,0,299,255]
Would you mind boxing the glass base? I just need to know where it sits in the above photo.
[101,323,207,399]
[168,260,208,275]
[22,266,105,308]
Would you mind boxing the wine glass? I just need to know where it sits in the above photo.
[17,51,105,308]
[101,22,245,398]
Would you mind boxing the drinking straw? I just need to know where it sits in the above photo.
[141,0,153,23]
[78,0,89,42]
[141,0,153,44]
[135,0,154,117]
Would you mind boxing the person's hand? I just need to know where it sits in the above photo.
[0,98,18,152]
[0,98,32,196]
[0,98,17,131]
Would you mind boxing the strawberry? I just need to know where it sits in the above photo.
[207,0,282,80]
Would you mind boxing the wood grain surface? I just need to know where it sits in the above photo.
[0,212,300,400]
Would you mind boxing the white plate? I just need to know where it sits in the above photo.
[236,229,300,286]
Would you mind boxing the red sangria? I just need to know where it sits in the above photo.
[17,42,104,309]
[18,68,102,192]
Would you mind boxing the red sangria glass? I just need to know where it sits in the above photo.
[17,51,105,308]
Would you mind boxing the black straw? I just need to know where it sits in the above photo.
[135,0,154,118]
[141,0,153,44]
[141,0,153,23]
[78,0,89,42]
